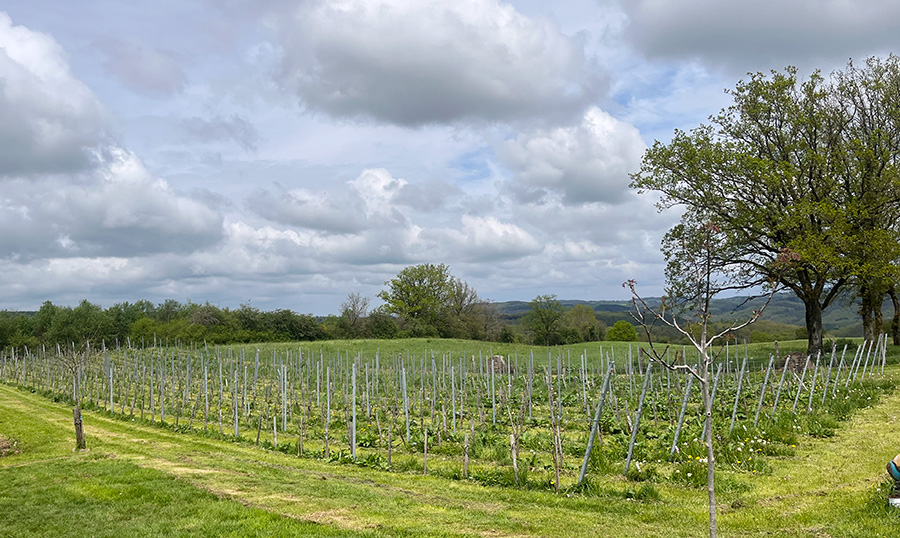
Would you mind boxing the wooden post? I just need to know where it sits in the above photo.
[74,406,85,450]
[463,429,469,479]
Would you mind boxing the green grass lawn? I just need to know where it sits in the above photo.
[1,344,898,537]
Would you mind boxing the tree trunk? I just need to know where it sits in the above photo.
[860,285,874,342]
[888,286,900,346]
[700,323,717,538]
[74,405,86,450]
[804,299,825,357]
[873,290,884,338]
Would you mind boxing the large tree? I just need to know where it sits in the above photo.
[832,57,900,341]
[522,294,564,345]
[377,263,480,337]
[632,60,900,356]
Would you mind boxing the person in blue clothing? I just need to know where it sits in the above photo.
[888,454,900,492]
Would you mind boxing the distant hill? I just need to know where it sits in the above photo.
[494,292,889,338]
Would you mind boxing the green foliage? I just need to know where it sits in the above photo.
[364,310,399,339]
[378,263,454,336]
[8,298,332,347]
[377,263,493,339]
[606,320,638,342]
[521,294,564,345]
[750,331,772,343]
[631,58,900,356]
[559,304,605,343]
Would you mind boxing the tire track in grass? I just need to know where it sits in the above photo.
[720,372,900,536]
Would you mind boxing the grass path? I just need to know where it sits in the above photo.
[1,375,899,537]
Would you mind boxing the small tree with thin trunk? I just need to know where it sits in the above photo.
[625,222,778,538]
[58,345,90,450]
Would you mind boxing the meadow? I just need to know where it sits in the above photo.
[1,337,899,537]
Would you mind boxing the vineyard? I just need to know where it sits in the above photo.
[2,336,896,497]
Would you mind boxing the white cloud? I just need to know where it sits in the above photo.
[0,12,108,176]
[247,168,416,235]
[497,107,646,204]
[348,168,408,219]
[271,0,600,125]
[427,214,542,262]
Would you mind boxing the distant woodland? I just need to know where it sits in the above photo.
[0,290,878,350]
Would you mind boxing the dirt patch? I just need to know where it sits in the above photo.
[0,438,20,457]
[302,508,364,530]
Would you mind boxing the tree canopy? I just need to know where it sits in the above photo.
[606,320,638,342]
[377,263,486,338]
[632,57,900,355]
[521,294,565,345]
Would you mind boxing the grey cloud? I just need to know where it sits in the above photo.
[182,114,260,152]
[101,39,187,96]
[0,13,108,176]
[246,186,368,234]
[622,0,900,72]
[245,169,421,241]
[394,179,463,211]
[0,149,224,261]
[273,0,602,126]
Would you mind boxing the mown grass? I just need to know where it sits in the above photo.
[1,340,898,537]
[0,456,377,538]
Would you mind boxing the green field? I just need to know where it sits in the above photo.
[1,339,899,536]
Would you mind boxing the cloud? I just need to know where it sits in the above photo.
[272,0,601,125]
[248,168,414,232]
[0,12,108,176]
[0,4,682,313]
[0,148,223,261]
[246,185,368,234]
[496,107,646,205]
[621,0,900,72]
[429,214,542,262]
[394,179,463,212]
[101,39,187,96]
[181,114,259,151]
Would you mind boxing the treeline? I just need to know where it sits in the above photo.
[0,300,329,349]
[0,265,663,349]
[0,295,635,350]
[0,293,813,351]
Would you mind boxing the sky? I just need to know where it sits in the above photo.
[1,0,898,315]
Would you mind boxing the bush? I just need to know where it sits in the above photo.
[607,321,638,342]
